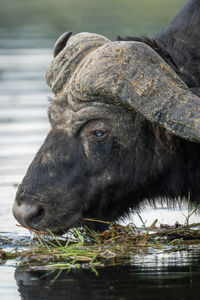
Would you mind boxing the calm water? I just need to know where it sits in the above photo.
[1,0,200,296]
[2,248,200,300]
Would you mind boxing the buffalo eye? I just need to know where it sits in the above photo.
[80,121,109,142]
[93,130,107,138]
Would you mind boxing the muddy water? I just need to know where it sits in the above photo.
[0,44,200,300]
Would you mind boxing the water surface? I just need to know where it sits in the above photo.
[13,247,200,300]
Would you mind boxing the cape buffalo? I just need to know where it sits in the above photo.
[13,0,200,232]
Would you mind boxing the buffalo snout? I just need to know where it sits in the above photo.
[13,187,45,230]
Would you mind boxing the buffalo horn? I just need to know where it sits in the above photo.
[47,33,200,142]
[53,32,72,57]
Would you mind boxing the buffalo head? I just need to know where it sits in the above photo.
[12,32,200,233]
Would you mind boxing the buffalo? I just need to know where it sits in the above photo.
[13,0,200,233]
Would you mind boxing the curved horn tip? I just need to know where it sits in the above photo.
[53,31,72,57]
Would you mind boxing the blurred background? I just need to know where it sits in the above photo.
[0,0,190,237]
[0,0,184,45]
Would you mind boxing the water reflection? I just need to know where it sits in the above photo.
[15,247,200,300]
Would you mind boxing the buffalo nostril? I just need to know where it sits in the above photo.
[12,201,45,230]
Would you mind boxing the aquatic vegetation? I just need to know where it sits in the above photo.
[1,216,200,275]
[2,195,200,273]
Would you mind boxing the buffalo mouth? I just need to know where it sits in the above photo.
[12,196,110,234]
[13,195,109,234]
